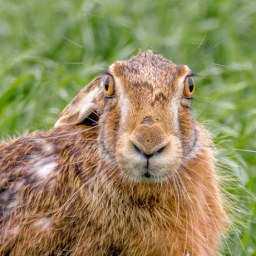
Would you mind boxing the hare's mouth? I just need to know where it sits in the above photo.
[116,132,183,183]
[125,169,170,183]
[117,147,182,184]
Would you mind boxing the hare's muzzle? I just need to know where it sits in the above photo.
[116,121,182,183]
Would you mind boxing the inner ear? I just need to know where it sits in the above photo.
[80,111,99,126]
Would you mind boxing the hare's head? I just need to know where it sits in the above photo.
[56,51,197,183]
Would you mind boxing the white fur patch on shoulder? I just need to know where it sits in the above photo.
[33,217,52,231]
[41,141,55,154]
[2,225,20,241]
[9,225,20,236]
[32,155,57,179]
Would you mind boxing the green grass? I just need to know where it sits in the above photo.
[0,0,255,254]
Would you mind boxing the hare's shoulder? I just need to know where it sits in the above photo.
[0,126,97,209]
[0,132,50,171]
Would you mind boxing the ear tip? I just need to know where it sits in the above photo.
[110,61,126,77]
[177,65,190,76]
[78,103,97,122]
[54,119,64,128]
[54,116,73,128]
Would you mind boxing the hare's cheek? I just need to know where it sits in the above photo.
[99,108,120,159]
[178,108,197,156]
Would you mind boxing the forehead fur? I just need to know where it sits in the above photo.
[112,51,178,88]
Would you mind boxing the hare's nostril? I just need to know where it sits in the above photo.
[132,143,142,154]
[156,144,166,154]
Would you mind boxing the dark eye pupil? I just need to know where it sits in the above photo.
[104,83,109,91]
[188,77,194,92]
[103,75,110,91]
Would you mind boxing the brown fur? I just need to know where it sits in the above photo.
[0,51,228,255]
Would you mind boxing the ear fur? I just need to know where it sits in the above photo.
[54,77,104,128]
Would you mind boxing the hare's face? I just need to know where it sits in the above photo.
[55,51,197,183]
[98,52,197,183]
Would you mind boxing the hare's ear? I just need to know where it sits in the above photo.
[54,77,104,128]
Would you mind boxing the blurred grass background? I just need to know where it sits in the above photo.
[0,0,255,255]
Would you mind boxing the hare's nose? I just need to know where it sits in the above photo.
[130,124,169,159]
[131,141,167,159]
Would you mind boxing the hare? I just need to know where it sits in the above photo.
[0,51,228,256]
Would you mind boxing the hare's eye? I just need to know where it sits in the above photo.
[183,76,195,98]
[102,74,115,97]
